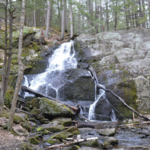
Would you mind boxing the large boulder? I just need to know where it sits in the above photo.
[27,97,74,119]
[58,68,95,101]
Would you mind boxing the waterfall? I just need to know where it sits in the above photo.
[22,40,116,122]
[23,41,77,99]
[88,75,117,122]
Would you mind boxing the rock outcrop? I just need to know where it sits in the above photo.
[75,28,150,118]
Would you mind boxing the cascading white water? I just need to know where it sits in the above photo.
[23,41,77,98]
[88,83,105,120]
[88,79,117,121]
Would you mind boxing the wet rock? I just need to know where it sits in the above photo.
[99,128,116,136]
[58,68,95,101]
[78,147,100,150]
[79,139,99,147]
[103,137,118,149]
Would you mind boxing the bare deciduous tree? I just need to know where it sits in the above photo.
[7,0,26,130]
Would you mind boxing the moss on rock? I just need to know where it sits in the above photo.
[50,131,73,141]
[29,137,40,145]
[79,139,99,147]
[28,97,74,119]
[18,143,34,150]
[47,139,60,144]
[52,117,72,126]
[21,122,31,132]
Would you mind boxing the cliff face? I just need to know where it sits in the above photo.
[76,28,150,117]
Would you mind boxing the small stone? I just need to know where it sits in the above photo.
[99,128,116,136]
[103,137,118,149]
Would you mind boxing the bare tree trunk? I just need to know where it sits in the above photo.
[69,0,73,38]
[33,0,36,27]
[114,0,118,30]
[4,0,13,95]
[61,0,65,40]
[135,0,140,27]
[141,0,146,28]
[106,0,109,31]
[88,0,93,27]
[124,0,129,29]
[95,1,99,33]
[0,0,8,111]
[49,0,53,28]
[100,0,104,32]
[139,0,142,27]
[7,0,25,130]
[57,0,61,28]
[45,0,50,39]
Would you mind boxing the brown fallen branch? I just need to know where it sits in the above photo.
[21,86,78,115]
[88,66,150,121]
[45,137,98,149]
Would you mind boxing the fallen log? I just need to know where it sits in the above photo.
[21,86,56,101]
[77,123,96,128]
[45,137,98,149]
[21,86,79,114]
[88,66,150,121]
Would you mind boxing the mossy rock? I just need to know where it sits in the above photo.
[99,128,116,136]
[67,127,80,135]
[0,111,24,124]
[103,137,118,149]
[29,97,74,119]
[47,139,60,144]
[36,121,65,132]
[21,122,31,132]
[79,139,99,147]
[50,131,73,141]
[29,137,40,145]
[52,117,72,126]
[17,143,34,150]
[70,145,80,150]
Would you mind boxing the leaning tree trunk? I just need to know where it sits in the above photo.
[88,66,150,121]
[0,0,8,112]
[7,0,26,130]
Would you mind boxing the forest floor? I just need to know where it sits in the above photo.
[0,117,25,150]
